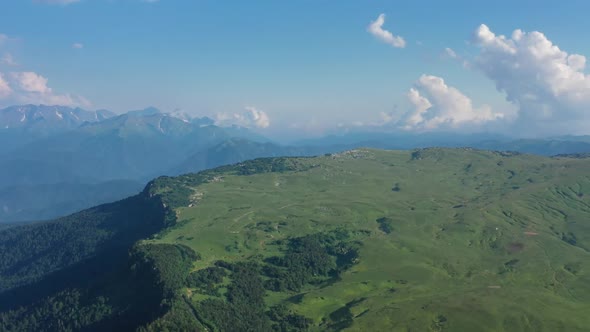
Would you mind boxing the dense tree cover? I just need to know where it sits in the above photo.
[0,242,200,332]
[0,183,196,331]
[186,267,227,296]
[322,298,366,331]
[0,290,112,332]
[196,262,272,332]
[267,304,313,332]
[0,192,166,294]
[376,217,394,234]
[193,261,314,332]
[130,243,199,299]
[562,232,578,245]
[187,232,361,332]
[231,158,312,176]
[208,157,313,176]
[146,176,198,213]
[264,235,336,292]
[264,233,360,292]
[124,243,202,331]
[138,297,204,332]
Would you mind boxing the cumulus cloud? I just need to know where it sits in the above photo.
[367,14,406,48]
[401,74,503,130]
[215,106,271,129]
[379,111,395,124]
[0,74,12,98]
[0,71,89,107]
[72,43,84,49]
[12,72,51,93]
[0,33,87,107]
[473,24,590,134]
[445,47,458,59]
[1,53,17,66]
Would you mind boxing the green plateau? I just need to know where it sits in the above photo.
[1,148,590,331]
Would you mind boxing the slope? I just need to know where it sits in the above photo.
[150,148,590,331]
[1,148,590,331]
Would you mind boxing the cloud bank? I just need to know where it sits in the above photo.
[0,31,89,107]
[367,14,406,48]
[0,74,12,98]
[473,24,590,134]
[401,75,503,130]
[216,106,270,129]
[1,53,17,66]
[0,71,89,107]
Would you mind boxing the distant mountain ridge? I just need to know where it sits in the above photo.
[0,105,223,135]
[0,105,278,222]
[5,104,590,223]
[0,105,114,132]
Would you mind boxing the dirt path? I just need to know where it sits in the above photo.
[279,203,296,210]
[233,210,254,223]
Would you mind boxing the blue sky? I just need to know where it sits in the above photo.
[2,0,590,138]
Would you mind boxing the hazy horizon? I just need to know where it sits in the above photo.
[2,1,590,138]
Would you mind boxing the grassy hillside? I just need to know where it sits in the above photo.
[149,148,590,331]
[2,148,590,331]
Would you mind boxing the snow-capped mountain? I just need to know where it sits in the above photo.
[0,105,115,132]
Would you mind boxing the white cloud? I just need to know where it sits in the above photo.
[0,33,88,107]
[473,24,590,134]
[245,106,270,128]
[401,74,503,130]
[443,47,471,69]
[367,14,406,48]
[6,71,89,107]
[445,47,457,59]
[0,74,12,98]
[215,106,271,129]
[72,43,84,49]
[0,34,88,107]
[1,53,17,66]
[12,72,51,94]
[405,87,433,127]
[379,111,395,124]
[35,0,80,5]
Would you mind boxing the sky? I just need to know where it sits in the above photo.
[2,0,590,139]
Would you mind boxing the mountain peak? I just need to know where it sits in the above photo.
[0,105,114,132]
[127,107,162,117]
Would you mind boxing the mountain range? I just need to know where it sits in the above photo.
[4,104,590,223]
[0,105,275,222]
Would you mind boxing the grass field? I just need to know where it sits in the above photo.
[150,148,590,331]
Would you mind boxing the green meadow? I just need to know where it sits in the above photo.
[148,148,590,331]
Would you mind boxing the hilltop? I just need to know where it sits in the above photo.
[5,104,590,224]
[1,148,590,331]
